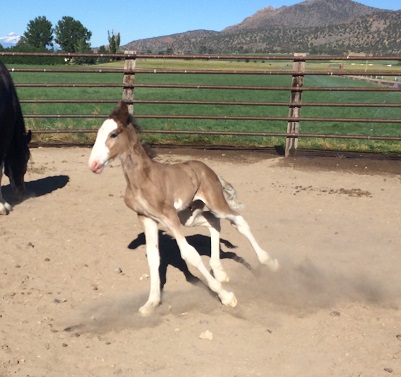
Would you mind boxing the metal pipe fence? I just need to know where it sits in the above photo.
[1,51,401,156]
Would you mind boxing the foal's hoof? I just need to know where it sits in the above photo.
[259,255,280,272]
[139,301,159,316]
[221,292,238,308]
[266,258,280,272]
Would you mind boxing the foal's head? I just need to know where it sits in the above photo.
[89,101,140,174]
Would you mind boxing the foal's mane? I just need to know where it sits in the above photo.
[110,106,141,133]
[110,109,155,159]
[127,113,142,134]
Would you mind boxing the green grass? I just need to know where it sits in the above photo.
[9,60,401,154]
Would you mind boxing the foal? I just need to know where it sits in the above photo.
[89,101,278,315]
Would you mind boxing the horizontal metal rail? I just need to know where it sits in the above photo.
[134,84,401,92]
[14,83,401,92]
[1,51,400,61]
[31,128,401,141]
[8,67,401,76]
[20,99,118,104]
[19,99,401,108]
[23,113,401,123]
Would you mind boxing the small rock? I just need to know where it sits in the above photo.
[384,368,393,373]
[396,334,401,341]
[139,274,149,280]
[114,267,123,274]
[53,298,67,304]
[199,330,213,341]
[330,311,341,317]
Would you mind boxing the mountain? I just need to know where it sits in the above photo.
[122,0,401,55]
[0,32,21,48]
[123,30,219,55]
[223,0,378,32]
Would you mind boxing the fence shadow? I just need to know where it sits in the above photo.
[128,230,253,289]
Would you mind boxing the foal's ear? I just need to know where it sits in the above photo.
[114,101,129,127]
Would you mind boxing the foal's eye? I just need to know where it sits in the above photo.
[110,132,118,139]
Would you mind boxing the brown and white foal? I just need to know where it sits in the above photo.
[88,101,278,315]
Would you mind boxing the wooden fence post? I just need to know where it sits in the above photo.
[285,53,306,157]
[122,51,136,114]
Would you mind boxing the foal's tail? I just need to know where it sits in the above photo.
[218,176,244,210]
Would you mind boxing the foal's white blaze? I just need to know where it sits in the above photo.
[88,119,118,174]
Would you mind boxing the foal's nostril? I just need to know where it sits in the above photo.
[89,160,99,172]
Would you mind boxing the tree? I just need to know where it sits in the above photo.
[54,16,92,53]
[74,39,95,65]
[97,45,108,63]
[107,30,121,55]
[21,16,53,49]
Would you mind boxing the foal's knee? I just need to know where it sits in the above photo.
[229,215,250,234]
[180,243,202,267]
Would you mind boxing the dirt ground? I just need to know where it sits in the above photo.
[1,147,400,377]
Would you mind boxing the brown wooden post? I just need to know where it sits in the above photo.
[122,51,136,114]
[285,53,306,157]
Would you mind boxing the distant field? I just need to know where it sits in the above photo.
[9,59,401,153]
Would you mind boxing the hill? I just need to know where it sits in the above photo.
[122,0,401,55]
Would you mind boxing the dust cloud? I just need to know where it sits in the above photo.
[231,257,400,314]
[61,257,399,336]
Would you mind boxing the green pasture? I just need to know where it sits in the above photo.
[9,60,401,154]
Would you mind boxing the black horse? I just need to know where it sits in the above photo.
[0,61,31,215]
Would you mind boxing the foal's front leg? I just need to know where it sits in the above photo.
[138,215,162,315]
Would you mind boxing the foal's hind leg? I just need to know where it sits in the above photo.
[181,207,229,283]
[0,163,12,215]
[227,213,279,271]
[165,210,237,307]
[201,186,279,271]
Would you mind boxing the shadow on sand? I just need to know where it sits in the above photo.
[128,231,253,290]
[3,175,70,206]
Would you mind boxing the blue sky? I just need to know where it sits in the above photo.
[1,0,400,47]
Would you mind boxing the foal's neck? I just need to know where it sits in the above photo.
[119,126,152,173]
